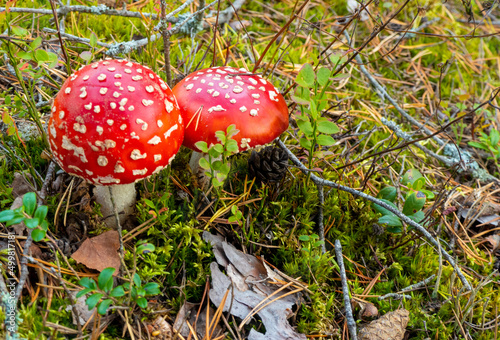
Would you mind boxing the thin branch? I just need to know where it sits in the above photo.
[334,239,358,340]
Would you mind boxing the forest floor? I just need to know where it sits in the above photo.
[1,0,500,339]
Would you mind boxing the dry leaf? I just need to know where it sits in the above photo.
[358,308,409,340]
[204,232,306,340]
[147,316,173,340]
[71,230,120,274]
[485,234,500,252]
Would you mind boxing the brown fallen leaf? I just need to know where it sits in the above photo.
[71,230,120,274]
[485,234,500,253]
[204,232,306,340]
[358,308,410,340]
[147,315,173,340]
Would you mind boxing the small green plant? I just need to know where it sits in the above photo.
[195,124,240,188]
[0,192,48,241]
[293,63,340,169]
[468,129,500,173]
[374,169,434,233]
[76,243,160,315]
[228,204,244,226]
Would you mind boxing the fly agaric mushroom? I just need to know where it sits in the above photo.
[172,66,288,182]
[48,58,184,227]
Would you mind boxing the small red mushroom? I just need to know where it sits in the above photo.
[48,58,184,226]
[172,66,288,182]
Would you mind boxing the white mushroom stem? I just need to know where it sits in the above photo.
[93,183,136,228]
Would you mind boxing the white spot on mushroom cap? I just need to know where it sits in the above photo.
[259,78,267,85]
[254,100,260,105]
[259,86,266,91]
[85,169,93,176]
[249,78,258,85]
[127,86,135,92]
[154,154,162,162]
[94,105,101,113]
[136,118,148,131]
[96,126,103,135]
[149,73,154,79]
[230,99,236,104]
[133,169,148,176]
[100,88,108,95]
[79,87,87,98]
[59,111,65,119]
[142,99,154,107]
[65,87,71,94]
[269,90,279,102]
[240,138,251,149]
[146,85,154,93]
[252,93,260,99]
[125,62,133,67]
[114,162,125,173]
[114,74,122,79]
[239,106,247,112]
[208,105,226,113]
[84,103,92,110]
[213,91,220,97]
[164,124,178,139]
[128,106,134,111]
[207,89,214,94]
[233,86,243,94]
[124,69,132,74]
[61,136,88,163]
[97,155,108,166]
[196,88,202,93]
[130,149,147,160]
[108,67,116,71]
[49,123,57,138]
[110,102,117,109]
[97,74,106,81]
[148,136,162,145]
[107,119,114,126]
[120,124,127,130]
[186,84,194,90]
[73,122,86,133]
[83,75,90,81]
[132,75,143,81]
[164,100,173,113]
[157,120,163,128]
[114,82,121,87]
[250,109,258,116]
[68,165,83,172]
[113,91,121,98]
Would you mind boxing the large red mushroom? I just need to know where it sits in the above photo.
[172,66,288,183]
[49,58,184,227]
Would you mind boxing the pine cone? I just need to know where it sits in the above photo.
[248,146,288,183]
[358,308,410,340]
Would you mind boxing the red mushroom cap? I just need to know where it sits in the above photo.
[172,66,288,152]
[48,58,184,185]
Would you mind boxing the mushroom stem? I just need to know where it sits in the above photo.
[93,183,136,228]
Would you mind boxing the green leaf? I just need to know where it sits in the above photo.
[136,297,148,309]
[109,286,125,297]
[420,189,435,200]
[316,134,335,146]
[195,141,209,153]
[199,157,210,170]
[76,288,93,298]
[137,243,155,254]
[208,147,221,159]
[296,119,313,136]
[25,218,39,229]
[468,141,489,152]
[387,226,403,233]
[412,177,426,191]
[18,51,33,60]
[291,95,310,105]
[299,137,312,149]
[212,178,223,187]
[377,186,396,202]
[219,163,230,176]
[97,299,112,315]
[98,268,115,292]
[490,129,500,146]
[32,229,46,242]
[79,277,96,290]
[23,192,37,216]
[214,131,226,144]
[213,144,224,153]
[12,26,28,37]
[34,206,48,222]
[409,210,425,223]
[373,199,398,216]
[298,235,310,242]
[143,282,160,295]
[6,215,24,227]
[133,273,141,287]
[0,210,15,223]
[317,120,339,134]
[40,220,48,231]
[296,63,315,88]
[34,49,49,63]
[226,140,239,153]
[403,191,426,216]
[85,293,103,310]
[30,37,42,50]
[226,124,239,138]
[80,51,92,61]
[89,32,98,48]
[401,169,423,187]
[378,214,403,227]
[317,67,331,86]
